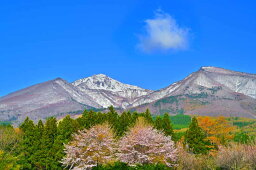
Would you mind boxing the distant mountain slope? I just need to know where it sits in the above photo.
[0,78,100,123]
[1,66,256,123]
[131,67,256,118]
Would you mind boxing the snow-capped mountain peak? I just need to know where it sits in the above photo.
[72,74,148,92]
[71,74,153,108]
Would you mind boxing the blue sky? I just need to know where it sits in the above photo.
[1,0,256,96]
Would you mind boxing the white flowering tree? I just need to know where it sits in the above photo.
[61,123,117,169]
[117,117,177,167]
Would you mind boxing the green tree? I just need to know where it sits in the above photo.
[115,111,132,137]
[37,120,44,137]
[154,116,163,130]
[143,109,153,124]
[107,106,119,129]
[162,113,174,137]
[38,117,58,169]
[19,117,37,169]
[184,117,211,154]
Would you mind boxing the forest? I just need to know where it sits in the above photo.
[0,106,256,170]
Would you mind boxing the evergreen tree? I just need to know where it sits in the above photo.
[143,109,153,124]
[37,120,44,137]
[32,120,45,169]
[184,117,211,154]
[51,115,80,169]
[19,117,37,169]
[162,113,174,137]
[57,115,79,142]
[39,117,58,169]
[154,116,163,130]
[76,109,89,128]
[115,111,132,137]
[107,106,119,128]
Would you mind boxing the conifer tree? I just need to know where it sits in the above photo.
[162,113,174,137]
[115,111,132,137]
[76,109,89,128]
[154,116,163,130]
[57,115,79,142]
[107,106,118,128]
[51,115,80,169]
[184,117,211,154]
[143,109,153,124]
[37,120,44,137]
[19,117,37,169]
[39,117,58,169]
[32,120,45,168]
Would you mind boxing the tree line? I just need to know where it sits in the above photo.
[0,106,255,169]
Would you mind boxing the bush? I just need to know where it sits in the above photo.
[176,143,215,170]
[216,143,256,169]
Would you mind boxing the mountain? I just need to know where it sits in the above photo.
[72,74,152,108]
[131,67,256,118]
[0,78,101,123]
[0,74,151,123]
[1,66,256,123]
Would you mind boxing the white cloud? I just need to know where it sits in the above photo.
[138,10,188,52]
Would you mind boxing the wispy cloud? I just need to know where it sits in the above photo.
[138,10,189,52]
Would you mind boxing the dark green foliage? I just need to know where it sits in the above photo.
[142,109,153,124]
[107,106,119,128]
[234,132,255,144]
[161,113,174,137]
[153,114,191,130]
[185,92,208,98]
[92,162,171,170]
[184,117,212,154]
[153,96,180,107]
[154,116,163,130]
[52,115,80,169]
[153,113,175,141]
[19,117,37,169]
[115,111,133,137]
[57,115,79,142]
[170,114,191,129]
[0,121,11,125]
[36,117,58,169]
[233,121,255,128]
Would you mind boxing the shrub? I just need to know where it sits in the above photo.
[176,143,215,170]
[216,143,256,169]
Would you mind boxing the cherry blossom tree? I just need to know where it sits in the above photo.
[61,123,117,169]
[117,117,177,167]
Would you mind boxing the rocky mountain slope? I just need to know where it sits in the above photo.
[72,74,152,108]
[131,67,256,118]
[0,78,100,123]
[0,74,152,123]
[1,66,256,123]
